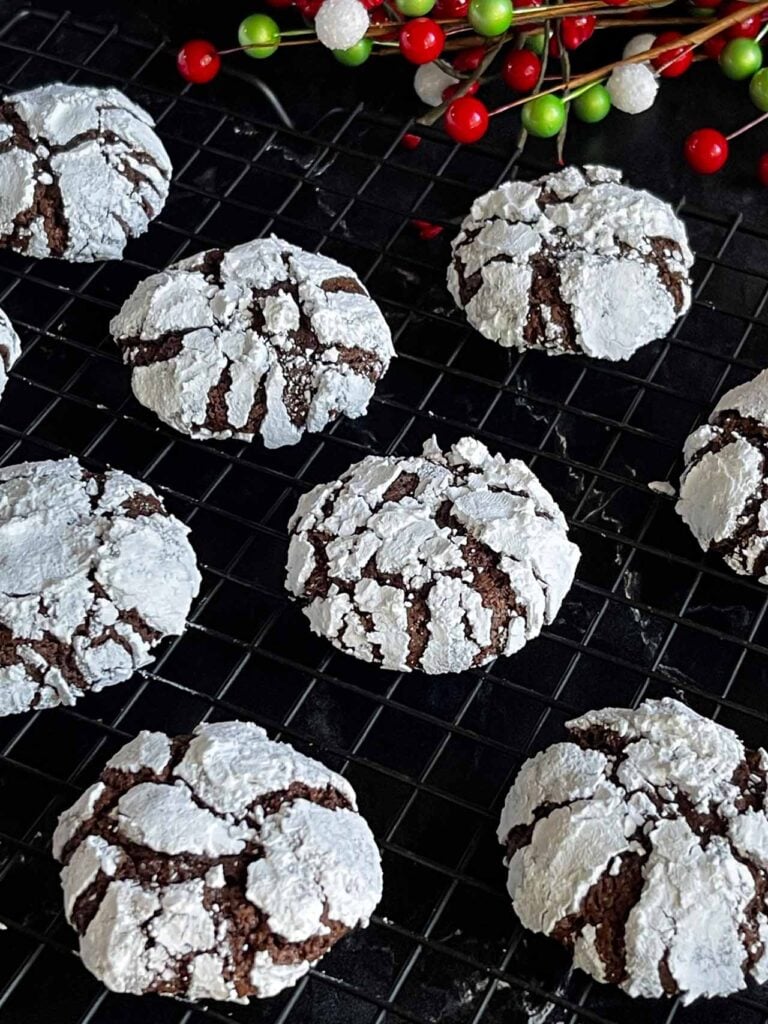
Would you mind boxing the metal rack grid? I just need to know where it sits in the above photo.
[1,5,768,1024]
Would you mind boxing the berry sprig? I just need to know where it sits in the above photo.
[175,0,768,181]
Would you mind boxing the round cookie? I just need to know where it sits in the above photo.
[109,237,394,447]
[498,697,768,1004]
[447,165,693,360]
[677,368,768,582]
[285,436,580,674]
[0,457,200,715]
[0,83,171,262]
[53,720,382,1001]
[0,307,20,400]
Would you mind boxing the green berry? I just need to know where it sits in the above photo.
[333,37,374,65]
[719,38,763,80]
[750,67,768,110]
[572,83,611,123]
[524,29,546,54]
[521,94,565,137]
[238,13,280,59]
[468,0,514,37]
[396,0,436,14]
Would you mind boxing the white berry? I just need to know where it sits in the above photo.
[315,0,370,50]
[607,63,659,114]
[414,62,458,106]
[622,33,657,59]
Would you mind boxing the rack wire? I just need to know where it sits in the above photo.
[1,5,768,1023]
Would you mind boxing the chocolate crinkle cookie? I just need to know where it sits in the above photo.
[498,697,768,1004]
[285,436,580,674]
[0,308,20,400]
[447,165,693,360]
[677,368,768,582]
[53,720,382,1002]
[0,83,171,262]
[109,237,394,447]
[0,457,200,716]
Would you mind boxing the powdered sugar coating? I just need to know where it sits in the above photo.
[286,435,579,674]
[498,697,768,1004]
[0,457,200,716]
[110,236,394,447]
[447,165,691,359]
[53,720,382,1002]
[0,83,171,262]
[0,307,20,401]
[677,368,768,582]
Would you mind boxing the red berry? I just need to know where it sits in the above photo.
[684,128,729,173]
[452,46,486,70]
[722,0,761,37]
[177,40,221,84]
[296,0,324,16]
[410,219,444,239]
[399,18,445,63]
[514,0,542,8]
[502,49,541,91]
[444,96,489,143]
[561,14,596,49]
[758,153,768,185]
[359,0,386,8]
[601,0,630,5]
[265,0,294,7]
[442,80,480,100]
[652,31,694,76]
[434,0,469,17]
[703,34,727,57]
[400,132,422,150]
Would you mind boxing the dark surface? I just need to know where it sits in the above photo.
[1,4,768,1024]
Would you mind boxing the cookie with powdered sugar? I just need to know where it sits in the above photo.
[0,83,171,262]
[285,436,580,674]
[0,308,21,400]
[677,368,768,582]
[0,457,200,716]
[447,165,693,360]
[109,237,394,447]
[498,697,768,1004]
[53,720,382,1002]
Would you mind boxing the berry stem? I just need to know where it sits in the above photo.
[488,0,768,115]
[726,109,768,140]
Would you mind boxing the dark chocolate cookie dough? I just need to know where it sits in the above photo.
[110,236,394,446]
[53,720,382,1001]
[0,83,171,261]
[447,165,693,360]
[498,697,768,1003]
[677,368,768,582]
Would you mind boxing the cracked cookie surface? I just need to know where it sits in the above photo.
[0,457,200,715]
[53,720,383,1001]
[677,368,768,582]
[0,307,20,401]
[109,236,394,447]
[285,435,580,674]
[0,83,171,262]
[447,165,693,360]
[498,697,768,1004]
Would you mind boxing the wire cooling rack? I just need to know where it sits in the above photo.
[3,5,768,1024]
